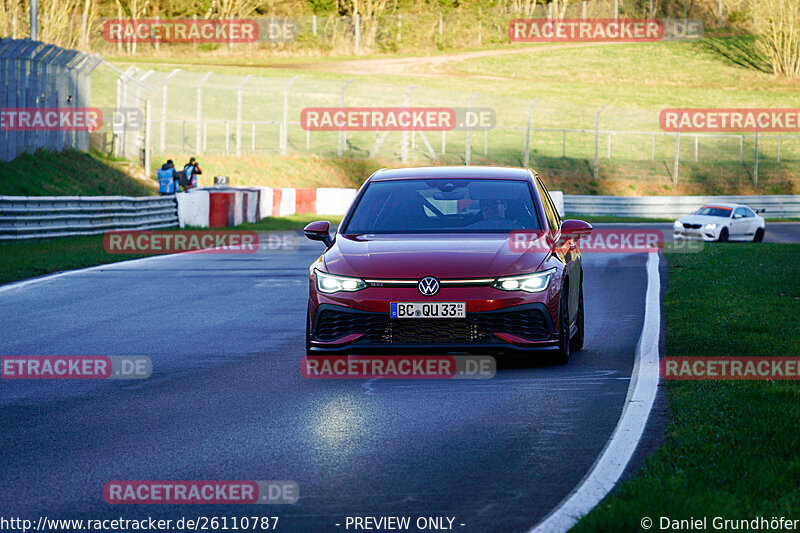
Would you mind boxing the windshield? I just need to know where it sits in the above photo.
[343,178,542,234]
[694,206,732,218]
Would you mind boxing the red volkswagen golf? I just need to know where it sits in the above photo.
[303,166,592,363]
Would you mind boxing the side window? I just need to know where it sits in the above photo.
[743,208,755,218]
[535,177,559,231]
[734,207,747,218]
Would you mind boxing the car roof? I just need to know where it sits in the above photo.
[699,203,750,210]
[369,166,533,182]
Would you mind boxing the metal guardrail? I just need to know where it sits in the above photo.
[564,195,800,219]
[0,196,178,240]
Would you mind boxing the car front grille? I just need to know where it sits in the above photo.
[314,307,550,344]
[683,223,701,229]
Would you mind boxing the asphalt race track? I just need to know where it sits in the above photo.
[1,223,797,532]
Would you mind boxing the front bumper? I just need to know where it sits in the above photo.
[308,302,559,354]
[673,229,718,241]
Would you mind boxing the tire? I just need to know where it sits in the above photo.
[553,287,571,365]
[717,227,729,242]
[753,227,764,242]
[570,279,585,352]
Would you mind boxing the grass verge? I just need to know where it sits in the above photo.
[0,150,157,197]
[0,214,341,286]
[572,243,800,531]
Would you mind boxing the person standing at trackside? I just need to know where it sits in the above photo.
[183,157,203,189]
[157,160,178,195]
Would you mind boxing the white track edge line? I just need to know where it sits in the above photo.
[529,252,662,533]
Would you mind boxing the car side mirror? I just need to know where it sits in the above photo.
[560,219,593,239]
[303,221,333,247]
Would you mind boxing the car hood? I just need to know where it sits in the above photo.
[677,215,730,225]
[322,233,550,279]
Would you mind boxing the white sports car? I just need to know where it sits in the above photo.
[673,203,766,242]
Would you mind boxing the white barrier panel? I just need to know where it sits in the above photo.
[251,187,273,219]
[550,191,564,218]
[177,191,210,228]
[279,188,296,217]
[316,188,358,215]
[244,190,258,223]
[232,191,245,226]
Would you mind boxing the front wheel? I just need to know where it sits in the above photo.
[753,227,765,242]
[717,227,729,242]
[553,288,572,365]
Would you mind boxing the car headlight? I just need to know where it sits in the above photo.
[492,268,555,293]
[315,270,367,294]
[703,223,718,230]
[674,220,682,229]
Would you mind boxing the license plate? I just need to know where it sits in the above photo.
[390,302,466,319]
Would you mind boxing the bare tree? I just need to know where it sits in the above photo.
[755,0,800,77]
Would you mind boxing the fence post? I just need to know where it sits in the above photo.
[30,0,38,39]
[718,0,722,25]
[594,105,606,179]
[753,126,759,187]
[196,72,212,154]
[354,13,360,54]
[312,15,317,36]
[673,125,681,186]
[281,75,298,156]
[145,96,152,174]
[398,14,402,43]
[650,0,654,18]
[614,0,619,19]
[401,85,416,164]
[338,79,353,158]
[523,99,538,168]
[236,74,253,156]
[229,14,234,52]
[650,134,655,160]
[155,16,160,53]
[160,69,181,154]
[582,1,587,18]
[465,92,478,165]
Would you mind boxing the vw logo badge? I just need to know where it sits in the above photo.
[418,276,440,296]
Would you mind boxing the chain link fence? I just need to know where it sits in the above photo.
[103,68,799,187]
[0,38,103,162]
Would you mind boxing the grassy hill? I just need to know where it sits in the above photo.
[0,150,157,197]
